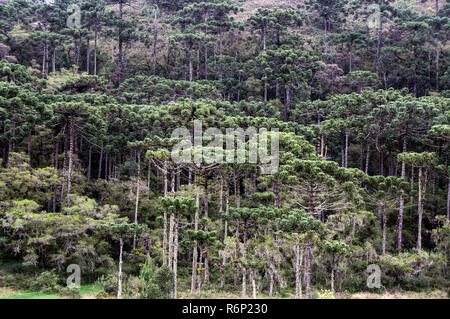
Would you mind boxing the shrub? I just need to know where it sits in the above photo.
[59,287,81,299]
[316,289,335,299]
[95,273,119,296]
[30,270,62,293]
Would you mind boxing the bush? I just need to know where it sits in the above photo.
[96,290,110,299]
[30,270,62,293]
[124,275,160,299]
[59,287,81,299]
[95,273,119,296]
[316,289,335,299]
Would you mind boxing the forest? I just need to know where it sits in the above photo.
[0,0,448,300]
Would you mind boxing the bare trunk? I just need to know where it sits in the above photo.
[133,152,141,249]
[173,217,179,299]
[98,146,103,179]
[295,239,303,299]
[398,137,407,253]
[382,207,386,257]
[117,237,123,299]
[284,86,290,122]
[94,27,98,75]
[191,180,200,293]
[67,118,75,207]
[153,8,158,76]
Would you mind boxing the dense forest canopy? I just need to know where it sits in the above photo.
[0,0,449,299]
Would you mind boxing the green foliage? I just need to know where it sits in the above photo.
[30,270,62,294]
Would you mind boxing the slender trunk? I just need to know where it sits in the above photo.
[153,8,158,76]
[116,0,124,85]
[324,17,328,56]
[163,209,168,265]
[376,20,382,75]
[133,152,141,249]
[117,237,123,299]
[262,26,266,52]
[269,269,274,297]
[446,178,449,222]
[349,45,353,73]
[87,146,92,182]
[331,255,335,293]
[86,33,90,74]
[382,207,386,257]
[189,50,193,82]
[251,270,256,299]
[168,212,174,270]
[418,167,425,254]
[60,134,68,204]
[173,217,179,299]
[274,175,280,208]
[398,137,407,253]
[204,15,208,80]
[147,160,151,200]
[306,240,312,299]
[94,27,98,75]
[52,47,56,74]
[345,130,349,168]
[98,146,103,179]
[295,239,303,299]
[241,224,247,298]
[191,179,200,293]
[67,118,75,207]
[284,86,290,122]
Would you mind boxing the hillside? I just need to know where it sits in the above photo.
[0,0,448,301]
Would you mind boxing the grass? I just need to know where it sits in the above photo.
[0,284,102,300]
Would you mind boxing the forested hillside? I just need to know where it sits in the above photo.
[0,0,449,299]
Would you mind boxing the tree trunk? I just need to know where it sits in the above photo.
[274,175,280,208]
[133,152,141,249]
[204,15,208,80]
[295,239,303,299]
[66,118,75,207]
[349,45,353,73]
[87,146,92,181]
[173,217,179,299]
[398,137,407,253]
[98,146,103,179]
[376,20,382,75]
[116,0,124,85]
[344,130,349,168]
[447,178,450,222]
[147,160,151,200]
[52,47,56,74]
[251,270,256,299]
[262,26,266,52]
[189,49,193,82]
[191,179,200,293]
[168,212,174,270]
[86,33,90,74]
[418,167,423,254]
[94,27,98,75]
[382,207,386,257]
[306,240,312,299]
[324,17,328,56]
[117,237,123,299]
[241,223,247,297]
[153,7,158,76]
[331,255,335,293]
[284,85,290,122]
